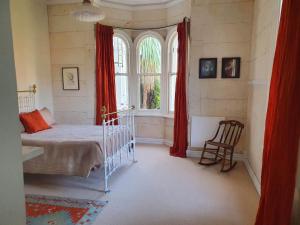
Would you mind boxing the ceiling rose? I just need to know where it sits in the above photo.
[71,0,105,22]
[101,0,174,6]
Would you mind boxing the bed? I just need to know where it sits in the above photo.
[18,85,136,193]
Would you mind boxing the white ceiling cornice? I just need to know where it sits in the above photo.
[45,0,184,10]
[46,0,81,5]
[97,0,184,10]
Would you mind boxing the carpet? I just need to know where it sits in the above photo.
[26,194,107,225]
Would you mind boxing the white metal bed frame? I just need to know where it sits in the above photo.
[17,84,36,113]
[17,84,137,193]
[101,106,137,193]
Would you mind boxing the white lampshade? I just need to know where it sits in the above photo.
[71,0,105,22]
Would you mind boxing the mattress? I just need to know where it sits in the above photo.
[21,124,106,177]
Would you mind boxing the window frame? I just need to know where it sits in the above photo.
[134,31,166,115]
[111,29,179,117]
[113,30,132,110]
[167,29,178,114]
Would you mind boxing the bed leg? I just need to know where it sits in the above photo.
[101,109,110,193]
[131,107,138,163]
[103,186,110,194]
[132,142,138,163]
[102,168,110,193]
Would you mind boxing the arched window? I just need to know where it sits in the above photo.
[113,35,129,110]
[168,32,178,112]
[137,35,162,110]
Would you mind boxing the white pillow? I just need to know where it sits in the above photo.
[39,107,55,125]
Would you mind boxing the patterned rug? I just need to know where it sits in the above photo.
[26,194,107,225]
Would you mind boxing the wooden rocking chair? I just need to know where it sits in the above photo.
[198,120,244,172]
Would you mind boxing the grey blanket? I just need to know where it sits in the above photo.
[21,125,105,177]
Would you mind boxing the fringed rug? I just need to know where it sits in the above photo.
[26,194,107,225]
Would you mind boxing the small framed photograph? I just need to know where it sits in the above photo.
[222,57,241,78]
[199,58,217,79]
[62,67,80,90]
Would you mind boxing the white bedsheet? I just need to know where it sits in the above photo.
[21,124,104,177]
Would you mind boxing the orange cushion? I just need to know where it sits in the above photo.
[20,110,51,134]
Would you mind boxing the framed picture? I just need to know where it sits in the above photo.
[222,57,241,78]
[199,58,217,79]
[62,67,80,90]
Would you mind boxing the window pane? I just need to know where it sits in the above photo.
[140,75,160,110]
[171,36,178,73]
[169,34,178,112]
[116,75,128,110]
[138,37,161,74]
[113,35,129,110]
[113,36,127,74]
[169,75,176,112]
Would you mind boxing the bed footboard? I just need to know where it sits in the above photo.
[101,106,136,193]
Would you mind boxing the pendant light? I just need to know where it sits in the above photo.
[71,0,105,22]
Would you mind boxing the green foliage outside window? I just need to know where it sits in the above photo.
[139,37,161,109]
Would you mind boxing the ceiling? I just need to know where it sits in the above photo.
[45,0,183,9]
[101,0,174,6]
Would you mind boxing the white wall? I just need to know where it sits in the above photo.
[48,1,190,143]
[247,0,281,182]
[11,0,53,111]
[190,0,254,152]
[48,1,257,152]
[0,0,26,224]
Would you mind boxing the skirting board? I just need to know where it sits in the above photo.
[187,149,261,195]
[186,149,246,161]
[136,138,261,195]
[244,159,261,195]
[136,138,173,147]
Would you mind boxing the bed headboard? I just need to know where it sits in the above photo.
[17,84,37,113]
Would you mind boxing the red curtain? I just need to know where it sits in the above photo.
[95,24,117,125]
[170,20,188,158]
[254,0,300,224]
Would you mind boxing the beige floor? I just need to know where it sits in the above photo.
[24,144,259,225]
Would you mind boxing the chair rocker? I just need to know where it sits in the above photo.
[198,120,244,172]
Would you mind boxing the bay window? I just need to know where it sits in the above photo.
[113,35,129,110]
[137,36,162,110]
[168,32,178,112]
[112,30,178,115]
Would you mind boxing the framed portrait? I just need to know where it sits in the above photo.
[199,58,217,79]
[62,67,80,90]
[222,57,241,78]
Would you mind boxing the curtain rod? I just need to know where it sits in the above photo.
[112,17,190,31]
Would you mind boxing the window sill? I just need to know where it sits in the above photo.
[135,113,174,119]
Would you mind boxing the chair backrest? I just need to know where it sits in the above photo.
[213,120,244,147]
